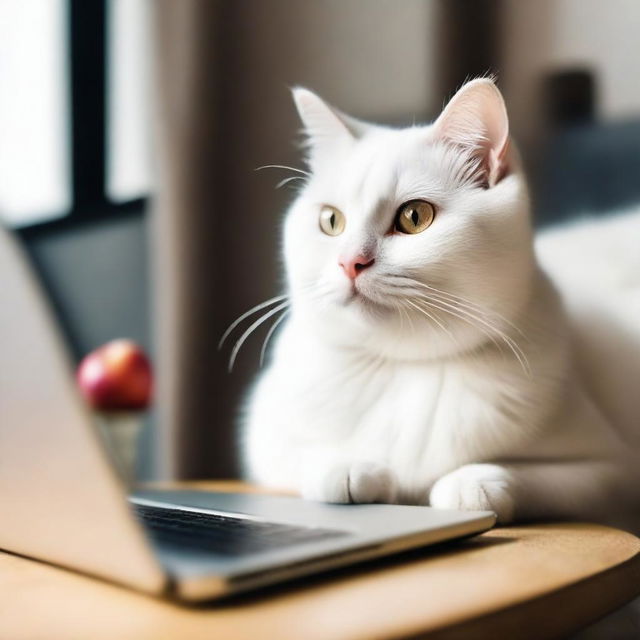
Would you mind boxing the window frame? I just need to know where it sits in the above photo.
[19,0,147,240]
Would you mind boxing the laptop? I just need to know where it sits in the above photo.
[0,225,495,602]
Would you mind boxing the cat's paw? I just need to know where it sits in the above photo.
[301,462,351,503]
[301,461,398,504]
[429,464,515,523]
[348,461,398,504]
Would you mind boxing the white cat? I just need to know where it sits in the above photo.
[237,78,640,526]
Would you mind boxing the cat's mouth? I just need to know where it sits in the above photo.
[345,284,368,304]
[346,283,386,311]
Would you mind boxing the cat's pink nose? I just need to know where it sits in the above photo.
[339,254,375,280]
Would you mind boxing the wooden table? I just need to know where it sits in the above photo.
[1,481,640,640]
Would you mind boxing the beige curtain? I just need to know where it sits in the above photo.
[151,0,233,479]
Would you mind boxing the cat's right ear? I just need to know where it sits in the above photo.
[292,88,364,167]
[432,78,510,187]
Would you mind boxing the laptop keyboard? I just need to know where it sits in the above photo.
[133,503,348,557]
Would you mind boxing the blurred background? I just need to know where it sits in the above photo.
[2,0,640,482]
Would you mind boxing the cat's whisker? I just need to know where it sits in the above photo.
[218,294,290,349]
[399,299,417,335]
[219,280,327,351]
[400,303,414,334]
[228,300,291,372]
[388,275,531,370]
[414,293,531,376]
[275,175,307,190]
[424,285,526,340]
[411,294,507,359]
[393,300,406,333]
[415,287,509,334]
[404,298,469,357]
[400,275,526,338]
[405,299,455,342]
[413,295,501,356]
[259,309,290,367]
[220,280,331,372]
[382,273,520,332]
[255,164,311,177]
[430,296,530,375]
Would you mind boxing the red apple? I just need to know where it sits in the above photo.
[77,339,153,411]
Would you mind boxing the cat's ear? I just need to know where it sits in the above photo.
[292,88,367,166]
[433,78,509,187]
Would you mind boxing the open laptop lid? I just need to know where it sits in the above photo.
[0,225,166,593]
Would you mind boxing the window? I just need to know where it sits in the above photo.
[0,0,71,226]
[0,0,151,230]
[107,0,152,203]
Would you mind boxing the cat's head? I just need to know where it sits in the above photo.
[283,79,535,360]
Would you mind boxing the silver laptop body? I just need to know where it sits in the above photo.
[0,225,495,601]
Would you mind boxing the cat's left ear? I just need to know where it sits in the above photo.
[292,88,368,166]
[433,78,509,187]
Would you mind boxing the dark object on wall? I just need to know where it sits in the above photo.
[544,69,596,127]
[437,0,502,100]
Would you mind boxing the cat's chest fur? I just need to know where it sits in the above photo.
[246,323,510,500]
[291,354,446,457]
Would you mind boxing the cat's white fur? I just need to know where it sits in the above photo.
[241,79,640,526]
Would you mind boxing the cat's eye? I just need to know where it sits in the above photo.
[319,206,345,236]
[395,200,435,234]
